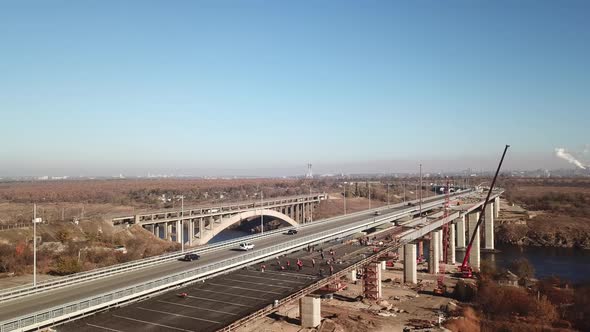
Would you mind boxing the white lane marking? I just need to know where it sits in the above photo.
[112,314,197,331]
[137,307,221,324]
[221,278,292,289]
[187,292,261,303]
[252,270,316,280]
[206,282,283,294]
[158,300,239,316]
[233,273,309,284]
[86,323,123,332]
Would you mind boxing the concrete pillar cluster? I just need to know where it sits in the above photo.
[429,231,440,274]
[299,296,321,328]
[403,244,417,284]
[467,212,481,271]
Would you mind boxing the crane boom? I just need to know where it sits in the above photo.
[461,145,510,271]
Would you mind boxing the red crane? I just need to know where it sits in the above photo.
[460,145,510,278]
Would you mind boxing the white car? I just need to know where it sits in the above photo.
[238,243,255,251]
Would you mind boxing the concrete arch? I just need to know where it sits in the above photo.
[198,209,298,244]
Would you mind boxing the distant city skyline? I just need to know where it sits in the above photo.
[1,1,588,176]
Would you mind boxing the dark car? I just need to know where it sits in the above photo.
[182,253,200,261]
[286,229,298,235]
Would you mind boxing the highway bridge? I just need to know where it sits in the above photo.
[112,193,328,246]
[0,188,502,332]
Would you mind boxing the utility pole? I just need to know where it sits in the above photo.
[387,183,390,206]
[260,191,264,234]
[309,186,313,222]
[419,164,423,216]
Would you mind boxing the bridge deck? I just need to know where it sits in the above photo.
[59,238,386,332]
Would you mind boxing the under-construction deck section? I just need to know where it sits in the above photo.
[59,270,319,332]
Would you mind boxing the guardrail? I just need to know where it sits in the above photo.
[0,201,436,332]
[0,189,476,304]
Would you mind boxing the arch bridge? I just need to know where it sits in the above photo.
[112,193,327,246]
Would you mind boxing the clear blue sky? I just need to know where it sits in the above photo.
[1,1,589,176]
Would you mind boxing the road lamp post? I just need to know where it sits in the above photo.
[179,195,185,253]
[368,182,371,209]
[343,184,347,215]
[419,164,423,216]
[260,191,264,235]
[32,204,42,287]
[387,183,390,206]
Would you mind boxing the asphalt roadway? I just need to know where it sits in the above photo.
[0,194,451,323]
[58,228,398,332]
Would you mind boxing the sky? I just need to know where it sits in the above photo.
[1,1,589,177]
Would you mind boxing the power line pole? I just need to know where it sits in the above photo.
[387,183,390,206]
[368,182,371,209]
[32,204,42,287]
[180,196,184,253]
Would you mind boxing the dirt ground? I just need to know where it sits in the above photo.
[237,266,461,332]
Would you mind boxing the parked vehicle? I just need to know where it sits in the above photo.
[182,253,200,261]
[238,243,255,251]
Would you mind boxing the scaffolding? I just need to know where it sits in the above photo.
[363,263,382,299]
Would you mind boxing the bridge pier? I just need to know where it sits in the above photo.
[494,196,500,218]
[295,204,301,223]
[403,243,417,284]
[467,212,481,271]
[447,223,456,264]
[456,215,466,248]
[188,220,194,246]
[484,202,495,250]
[418,240,424,259]
[175,220,181,243]
[299,295,321,328]
[154,224,160,239]
[428,231,440,274]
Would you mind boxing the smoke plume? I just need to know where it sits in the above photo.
[555,148,586,169]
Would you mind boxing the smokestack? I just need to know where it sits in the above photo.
[555,148,586,170]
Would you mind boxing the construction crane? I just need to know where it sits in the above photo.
[434,178,451,295]
[460,145,510,278]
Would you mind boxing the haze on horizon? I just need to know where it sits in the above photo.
[1,1,589,177]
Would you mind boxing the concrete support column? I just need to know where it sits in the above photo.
[299,296,321,328]
[350,270,357,282]
[494,196,500,218]
[456,216,466,248]
[418,240,424,259]
[154,224,160,239]
[295,204,301,223]
[484,203,495,250]
[467,212,481,271]
[397,246,404,258]
[448,223,456,264]
[403,244,417,284]
[188,220,194,246]
[198,218,204,238]
[381,261,386,271]
[302,203,307,224]
[163,222,169,240]
[438,229,443,259]
[429,231,440,274]
[176,220,182,243]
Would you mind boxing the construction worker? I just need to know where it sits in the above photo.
[321,252,325,260]
[261,264,265,273]
[286,260,291,269]
[312,258,316,268]
[330,265,334,275]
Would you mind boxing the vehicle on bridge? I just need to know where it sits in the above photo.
[238,243,255,251]
[373,211,381,216]
[181,253,200,261]
[285,229,298,235]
